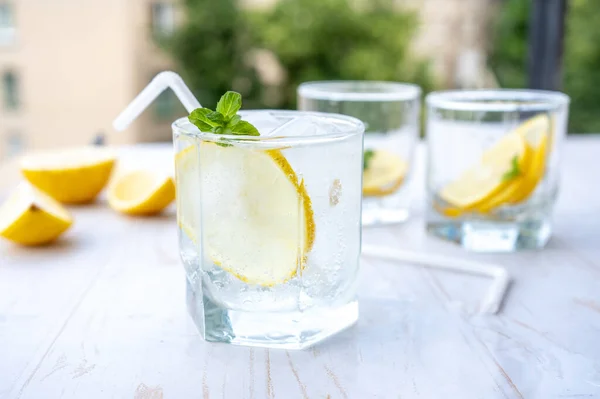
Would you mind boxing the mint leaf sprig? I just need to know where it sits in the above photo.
[188,91,259,136]
[363,149,375,170]
[501,155,521,182]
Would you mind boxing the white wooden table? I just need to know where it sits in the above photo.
[1,137,599,399]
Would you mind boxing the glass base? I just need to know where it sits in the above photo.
[186,279,358,349]
[361,187,412,226]
[426,218,552,252]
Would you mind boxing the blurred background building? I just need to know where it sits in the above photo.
[0,0,596,160]
[0,0,183,158]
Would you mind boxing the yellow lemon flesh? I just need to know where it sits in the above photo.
[20,147,116,204]
[363,150,407,197]
[175,143,315,287]
[440,131,528,210]
[440,115,551,216]
[108,170,175,216]
[0,183,73,246]
[476,115,550,212]
[509,115,550,204]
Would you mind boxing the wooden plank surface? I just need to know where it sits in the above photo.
[1,138,599,399]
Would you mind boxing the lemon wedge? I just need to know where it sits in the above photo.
[0,183,73,246]
[108,170,175,216]
[440,131,528,209]
[175,143,315,286]
[363,150,407,197]
[20,147,115,204]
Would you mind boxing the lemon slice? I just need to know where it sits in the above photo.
[175,145,201,243]
[510,114,550,204]
[20,147,116,204]
[0,183,73,246]
[440,132,528,209]
[363,150,407,197]
[175,143,315,286]
[433,198,464,218]
[476,115,550,212]
[108,170,175,215]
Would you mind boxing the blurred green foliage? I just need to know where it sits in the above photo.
[162,0,434,110]
[489,0,600,133]
[249,0,434,109]
[160,0,262,109]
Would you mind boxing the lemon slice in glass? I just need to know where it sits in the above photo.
[476,115,550,212]
[362,150,407,197]
[176,143,315,286]
[510,114,550,204]
[440,131,528,209]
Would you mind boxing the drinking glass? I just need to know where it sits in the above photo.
[425,89,570,252]
[173,110,365,349]
[298,81,421,225]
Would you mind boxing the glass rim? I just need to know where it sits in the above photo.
[426,89,570,112]
[297,80,422,102]
[172,110,365,144]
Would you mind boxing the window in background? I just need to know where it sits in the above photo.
[3,71,18,110]
[154,89,178,121]
[5,131,24,158]
[151,3,174,36]
[0,3,15,45]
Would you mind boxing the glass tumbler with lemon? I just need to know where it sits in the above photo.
[173,92,364,349]
[298,81,421,225]
[426,90,570,252]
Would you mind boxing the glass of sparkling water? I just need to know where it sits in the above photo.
[173,111,364,349]
[426,90,570,252]
[298,81,421,225]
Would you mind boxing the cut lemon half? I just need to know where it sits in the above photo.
[175,143,315,286]
[440,131,529,210]
[0,183,73,246]
[20,147,116,204]
[108,170,175,216]
[363,150,407,197]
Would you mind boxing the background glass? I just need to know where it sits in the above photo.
[426,90,570,252]
[298,81,421,225]
[173,111,364,349]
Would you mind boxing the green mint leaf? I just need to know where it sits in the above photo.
[189,107,213,123]
[230,120,260,136]
[188,91,259,137]
[363,149,375,170]
[216,91,242,119]
[188,108,214,132]
[188,117,212,132]
[207,111,226,126]
[216,139,233,148]
[189,108,222,129]
[501,155,521,182]
[228,115,241,126]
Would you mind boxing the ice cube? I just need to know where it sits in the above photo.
[269,116,329,138]
[242,111,283,135]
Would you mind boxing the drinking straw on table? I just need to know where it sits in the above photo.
[361,245,510,315]
[112,71,511,315]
